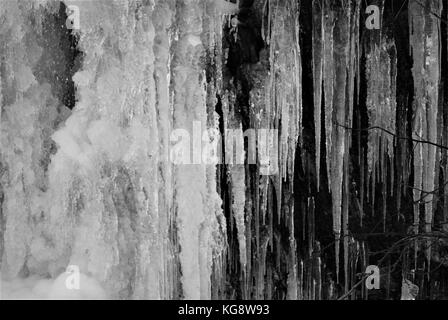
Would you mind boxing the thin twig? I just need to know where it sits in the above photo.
[336,123,448,151]
[413,0,447,25]
[337,231,448,300]
[338,273,370,300]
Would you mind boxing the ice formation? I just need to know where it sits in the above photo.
[0,0,227,300]
[1,0,448,301]
[314,0,360,280]
[409,0,441,263]
[366,34,397,232]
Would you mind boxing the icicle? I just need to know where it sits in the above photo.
[153,0,176,299]
[360,146,365,227]
[203,3,229,299]
[299,259,304,300]
[343,4,359,291]
[246,0,302,298]
[410,0,424,238]
[343,140,350,294]
[323,1,335,188]
[287,204,298,300]
[245,176,252,299]
[230,146,247,271]
[316,256,322,300]
[382,150,387,232]
[321,0,360,284]
[306,249,312,300]
[351,239,360,299]
[409,0,441,263]
[312,0,324,189]
[329,2,351,282]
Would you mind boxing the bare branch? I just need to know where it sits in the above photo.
[336,122,448,151]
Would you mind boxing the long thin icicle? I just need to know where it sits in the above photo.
[312,0,324,189]
[330,1,351,282]
[323,1,335,188]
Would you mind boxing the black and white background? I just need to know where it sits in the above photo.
[0,0,447,301]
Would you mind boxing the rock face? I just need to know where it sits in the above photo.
[1,0,448,300]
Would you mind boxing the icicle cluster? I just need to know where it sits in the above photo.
[409,0,441,262]
[366,35,397,229]
[217,0,303,299]
[314,0,360,279]
[366,39,397,178]
[268,0,302,184]
[261,0,302,299]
